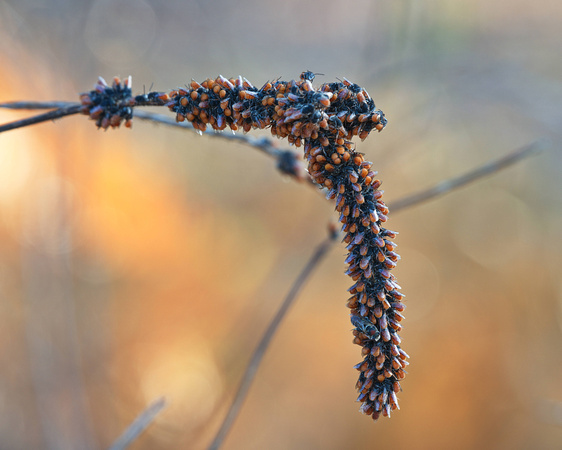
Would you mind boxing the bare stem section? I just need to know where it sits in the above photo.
[0,104,81,132]
[390,141,545,212]
[208,234,336,450]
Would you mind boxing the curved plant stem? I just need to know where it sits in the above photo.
[208,233,337,450]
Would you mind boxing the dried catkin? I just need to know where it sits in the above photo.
[79,72,408,420]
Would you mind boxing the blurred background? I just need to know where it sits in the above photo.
[0,0,561,449]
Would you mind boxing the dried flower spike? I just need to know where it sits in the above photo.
[80,72,406,420]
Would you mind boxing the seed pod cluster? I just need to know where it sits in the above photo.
[80,72,407,420]
[79,76,135,129]
[79,76,169,129]
[165,71,386,140]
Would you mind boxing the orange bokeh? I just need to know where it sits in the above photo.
[1,2,561,449]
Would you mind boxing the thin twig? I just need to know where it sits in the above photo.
[0,102,285,159]
[108,397,167,450]
[389,141,546,212]
[135,111,285,158]
[0,101,78,109]
[133,110,310,182]
[0,104,82,133]
[208,232,337,450]
[0,102,308,181]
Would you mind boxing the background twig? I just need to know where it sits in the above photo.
[390,141,546,212]
[108,397,167,450]
[208,232,337,450]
